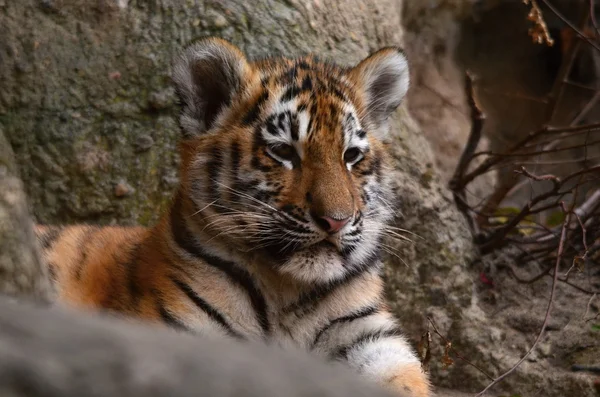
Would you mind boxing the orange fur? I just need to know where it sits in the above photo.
[385,363,431,397]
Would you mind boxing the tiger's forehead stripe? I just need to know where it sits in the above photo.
[237,56,362,127]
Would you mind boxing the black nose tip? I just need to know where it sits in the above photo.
[315,216,351,234]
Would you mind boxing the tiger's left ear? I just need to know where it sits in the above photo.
[347,47,410,139]
[172,38,253,138]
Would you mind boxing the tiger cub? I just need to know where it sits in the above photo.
[35,38,430,397]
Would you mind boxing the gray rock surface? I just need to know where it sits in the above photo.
[0,128,50,301]
[1,0,413,226]
[0,296,399,397]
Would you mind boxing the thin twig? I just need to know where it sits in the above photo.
[591,0,600,38]
[471,139,600,159]
[449,72,485,234]
[539,0,600,52]
[582,293,597,320]
[543,0,589,123]
[572,90,600,125]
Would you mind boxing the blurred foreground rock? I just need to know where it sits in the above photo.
[0,296,398,397]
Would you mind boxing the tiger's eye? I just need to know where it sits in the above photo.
[269,144,296,162]
[344,147,363,164]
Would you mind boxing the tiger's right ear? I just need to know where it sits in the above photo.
[172,38,252,138]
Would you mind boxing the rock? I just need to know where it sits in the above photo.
[0,297,398,397]
[114,180,134,197]
[537,342,552,358]
[134,134,154,153]
[212,12,229,28]
[148,89,175,111]
[0,128,50,301]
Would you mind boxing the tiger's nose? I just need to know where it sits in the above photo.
[315,215,351,234]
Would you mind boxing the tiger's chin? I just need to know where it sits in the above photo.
[274,242,345,284]
[270,238,378,285]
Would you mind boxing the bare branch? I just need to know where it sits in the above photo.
[539,0,600,52]
[449,72,485,234]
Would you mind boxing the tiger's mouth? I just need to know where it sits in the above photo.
[313,239,339,251]
[261,234,345,259]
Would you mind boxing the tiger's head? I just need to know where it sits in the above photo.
[172,38,409,284]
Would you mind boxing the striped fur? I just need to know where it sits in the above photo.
[35,38,429,396]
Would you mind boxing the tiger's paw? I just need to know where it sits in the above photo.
[383,362,430,397]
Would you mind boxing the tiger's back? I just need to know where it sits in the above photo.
[35,224,152,314]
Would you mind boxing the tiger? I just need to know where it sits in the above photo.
[35,37,430,397]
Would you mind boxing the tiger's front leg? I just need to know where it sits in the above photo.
[313,310,430,397]
[343,336,430,397]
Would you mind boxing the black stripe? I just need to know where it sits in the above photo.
[330,86,346,102]
[290,112,299,141]
[47,261,57,281]
[75,227,98,280]
[159,305,188,331]
[243,91,270,125]
[352,212,362,226]
[170,196,271,336]
[331,328,401,360]
[282,253,380,317]
[170,276,243,339]
[230,141,241,173]
[265,115,280,135]
[153,287,189,331]
[123,242,143,309]
[297,102,308,112]
[251,125,274,173]
[207,146,224,212]
[297,60,312,70]
[230,142,247,194]
[301,76,313,91]
[280,85,299,102]
[280,66,297,84]
[358,155,380,177]
[37,226,63,250]
[347,228,361,237]
[312,306,378,347]
[340,244,357,259]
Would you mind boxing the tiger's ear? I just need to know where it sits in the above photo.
[172,38,252,138]
[347,47,410,139]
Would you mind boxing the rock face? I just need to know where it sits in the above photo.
[1,0,415,226]
[0,128,50,301]
[0,0,476,394]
